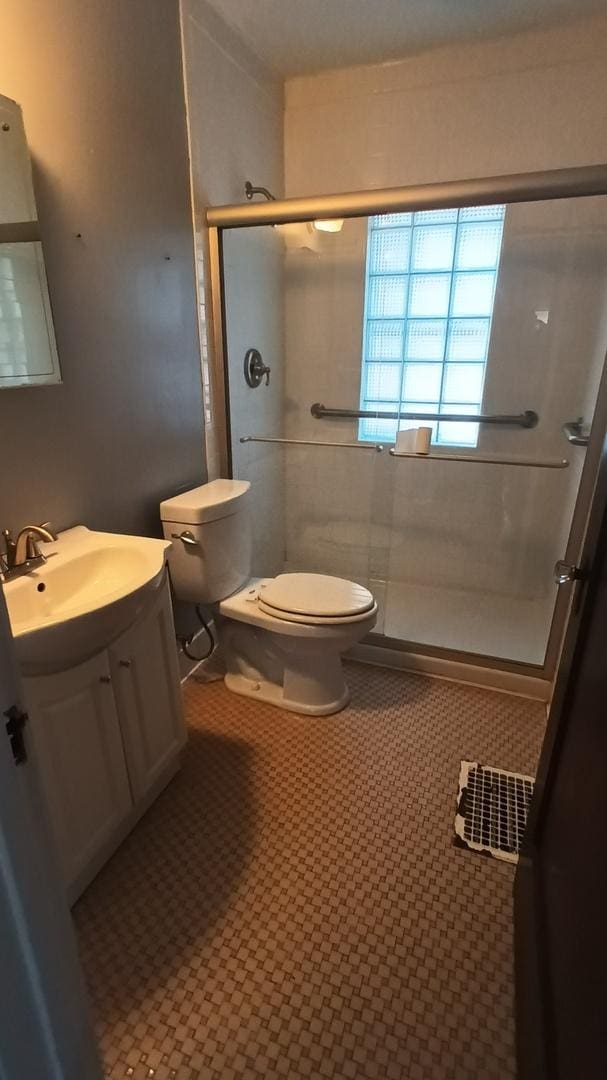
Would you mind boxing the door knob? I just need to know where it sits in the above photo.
[554,560,582,585]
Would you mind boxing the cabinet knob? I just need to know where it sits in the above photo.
[119,659,131,668]
[99,675,112,684]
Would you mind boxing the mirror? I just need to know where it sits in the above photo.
[0,93,61,388]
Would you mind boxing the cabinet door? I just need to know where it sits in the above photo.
[110,578,186,802]
[23,652,133,891]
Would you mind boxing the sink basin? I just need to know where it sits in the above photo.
[3,526,171,675]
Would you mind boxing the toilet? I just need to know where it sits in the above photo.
[160,479,377,715]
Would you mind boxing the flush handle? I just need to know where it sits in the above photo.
[171,531,198,547]
[554,560,582,585]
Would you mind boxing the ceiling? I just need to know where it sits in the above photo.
[205,0,605,78]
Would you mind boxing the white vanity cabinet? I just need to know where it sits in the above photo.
[23,574,186,903]
[108,580,186,801]
[23,651,133,898]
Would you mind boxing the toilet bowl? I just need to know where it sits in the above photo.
[160,480,377,715]
[219,575,377,714]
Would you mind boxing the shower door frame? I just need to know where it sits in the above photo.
[205,163,607,687]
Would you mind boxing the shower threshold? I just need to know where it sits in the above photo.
[372,579,553,666]
[350,578,552,700]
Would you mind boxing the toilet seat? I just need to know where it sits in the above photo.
[257,572,375,626]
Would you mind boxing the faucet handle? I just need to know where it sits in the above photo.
[2,529,16,570]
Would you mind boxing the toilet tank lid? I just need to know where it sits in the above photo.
[160,479,251,524]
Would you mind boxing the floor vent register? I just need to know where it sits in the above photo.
[454,760,535,864]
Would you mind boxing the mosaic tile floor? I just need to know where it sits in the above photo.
[73,662,546,1080]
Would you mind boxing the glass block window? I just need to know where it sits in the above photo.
[359,205,505,445]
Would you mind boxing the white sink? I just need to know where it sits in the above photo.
[3,526,171,675]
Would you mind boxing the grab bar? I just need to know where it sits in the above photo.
[311,403,539,428]
[240,435,384,451]
[562,418,590,447]
[389,449,569,469]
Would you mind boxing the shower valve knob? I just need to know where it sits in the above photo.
[244,348,271,388]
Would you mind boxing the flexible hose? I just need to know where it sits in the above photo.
[179,605,215,662]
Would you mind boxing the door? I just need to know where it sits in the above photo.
[110,578,186,801]
[515,423,607,1077]
[0,590,101,1079]
[24,652,133,893]
[375,194,607,672]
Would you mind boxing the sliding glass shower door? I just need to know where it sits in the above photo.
[218,185,607,673]
[375,194,607,665]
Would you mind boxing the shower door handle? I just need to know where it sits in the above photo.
[554,560,582,585]
[562,418,590,446]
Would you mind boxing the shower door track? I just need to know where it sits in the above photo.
[207,163,607,228]
[355,633,552,702]
[206,161,607,686]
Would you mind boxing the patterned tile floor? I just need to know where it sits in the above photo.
[74,662,546,1080]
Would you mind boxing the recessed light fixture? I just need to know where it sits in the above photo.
[313,218,344,233]
[243,183,344,236]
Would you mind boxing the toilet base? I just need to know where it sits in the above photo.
[224,671,350,716]
[216,583,377,717]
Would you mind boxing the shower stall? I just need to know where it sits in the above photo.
[206,165,607,693]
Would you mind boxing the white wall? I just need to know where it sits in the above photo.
[282,13,607,664]
[181,0,286,576]
[285,14,607,195]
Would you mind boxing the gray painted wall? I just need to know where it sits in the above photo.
[0,0,205,539]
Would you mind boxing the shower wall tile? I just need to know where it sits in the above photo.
[183,0,283,210]
[239,450,286,578]
[222,214,286,578]
[285,14,607,194]
[286,14,607,113]
[181,0,284,543]
[283,445,380,585]
[281,23,607,663]
[284,224,368,443]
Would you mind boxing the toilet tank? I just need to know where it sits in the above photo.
[160,479,251,604]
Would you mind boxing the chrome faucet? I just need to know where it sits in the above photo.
[1,522,57,580]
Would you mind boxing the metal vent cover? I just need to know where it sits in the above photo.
[454,760,535,864]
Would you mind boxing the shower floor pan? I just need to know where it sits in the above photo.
[379,580,554,665]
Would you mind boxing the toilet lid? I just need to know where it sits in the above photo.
[259,573,375,620]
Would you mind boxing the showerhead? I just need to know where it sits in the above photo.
[244,180,276,202]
